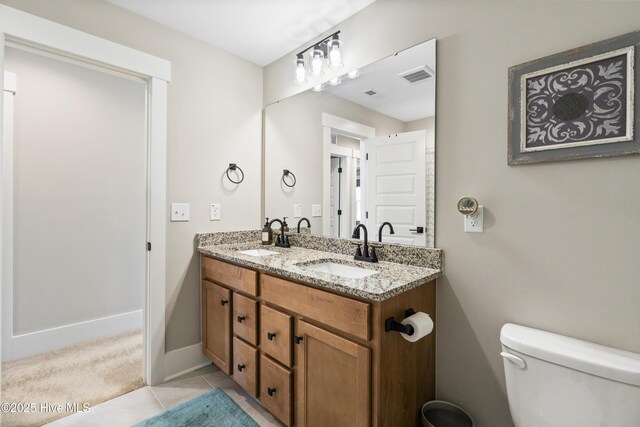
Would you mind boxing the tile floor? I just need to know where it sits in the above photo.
[45,364,281,426]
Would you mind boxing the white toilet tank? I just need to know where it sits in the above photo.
[500,323,640,427]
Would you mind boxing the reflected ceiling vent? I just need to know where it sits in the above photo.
[364,89,378,96]
[398,65,434,85]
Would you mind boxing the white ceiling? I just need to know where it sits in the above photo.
[105,0,376,66]
[324,38,436,122]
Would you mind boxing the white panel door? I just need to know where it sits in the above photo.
[362,131,426,246]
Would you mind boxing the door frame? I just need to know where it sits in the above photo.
[0,5,171,385]
[321,113,374,237]
[329,156,347,238]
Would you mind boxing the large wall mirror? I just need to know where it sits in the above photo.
[264,38,436,247]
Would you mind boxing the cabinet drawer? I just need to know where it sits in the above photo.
[202,256,257,296]
[261,274,371,341]
[260,305,292,367]
[260,354,292,426]
[232,337,258,397]
[233,293,258,345]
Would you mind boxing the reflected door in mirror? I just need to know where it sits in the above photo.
[362,130,426,246]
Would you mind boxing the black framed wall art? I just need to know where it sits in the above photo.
[508,31,640,165]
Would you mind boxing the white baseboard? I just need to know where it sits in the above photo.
[164,342,211,381]
[5,309,142,361]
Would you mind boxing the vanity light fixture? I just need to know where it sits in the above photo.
[293,31,342,85]
[347,69,360,79]
[311,84,324,92]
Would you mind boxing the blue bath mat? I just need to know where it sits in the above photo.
[133,389,259,427]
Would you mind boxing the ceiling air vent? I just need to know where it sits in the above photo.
[364,90,378,96]
[398,65,434,85]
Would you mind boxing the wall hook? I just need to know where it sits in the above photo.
[282,169,297,188]
[226,163,244,184]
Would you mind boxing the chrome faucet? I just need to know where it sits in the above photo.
[268,218,290,248]
[297,217,311,233]
[351,224,378,263]
[378,222,395,242]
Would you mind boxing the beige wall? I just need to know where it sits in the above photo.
[266,1,640,426]
[7,46,146,334]
[0,0,263,351]
[264,89,405,232]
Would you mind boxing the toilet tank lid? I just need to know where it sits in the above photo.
[501,323,640,386]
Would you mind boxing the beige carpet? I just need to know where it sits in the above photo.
[1,328,144,427]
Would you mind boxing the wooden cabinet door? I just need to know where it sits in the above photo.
[202,280,232,374]
[296,320,370,427]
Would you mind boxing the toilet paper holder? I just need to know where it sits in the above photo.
[385,308,416,336]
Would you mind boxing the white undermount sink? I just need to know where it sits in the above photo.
[237,249,278,257]
[303,262,378,279]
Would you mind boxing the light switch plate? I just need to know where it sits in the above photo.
[171,203,190,222]
[294,204,302,218]
[210,203,221,221]
[464,206,483,233]
[311,204,322,217]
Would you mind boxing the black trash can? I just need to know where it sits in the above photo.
[421,400,474,427]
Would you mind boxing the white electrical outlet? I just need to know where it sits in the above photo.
[210,203,221,221]
[311,204,322,217]
[171,203,190,222]
[294,204,302,218]
[464,206,483,233]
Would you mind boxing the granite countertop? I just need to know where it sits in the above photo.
[197,239,442,302]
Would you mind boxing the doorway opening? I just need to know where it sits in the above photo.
[2,45,147,426]
[1,5,170,426]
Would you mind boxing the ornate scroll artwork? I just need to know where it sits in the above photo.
[508,31,640,165]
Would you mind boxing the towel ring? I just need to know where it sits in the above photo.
[226,163,244,184]
[282,169,296,188]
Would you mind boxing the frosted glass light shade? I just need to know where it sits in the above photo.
[310,49,324,77]
[328,38,342,68]
[294,57,306,84]
[328,76,341,86]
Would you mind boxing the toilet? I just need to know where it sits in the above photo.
[500,323,640,427]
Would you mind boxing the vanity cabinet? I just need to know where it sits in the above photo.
[201,255,436,427]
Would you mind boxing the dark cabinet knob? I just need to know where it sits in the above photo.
[267,332,276,341]
[220,299,229,306]
[294,335,303,344]
[237,364,245,372]
[237,315,246,323]
[267,387,276,396]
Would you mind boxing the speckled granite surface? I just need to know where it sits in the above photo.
[195,231,443,301]
[287,233,443,270]
[195,229,260,247]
